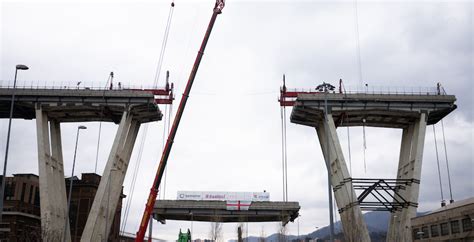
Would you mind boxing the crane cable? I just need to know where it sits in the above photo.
[354,0,363,90]
[280,75,289,202]
[362,118,367,173]
[121,124,148,234]
[95,72,114,173]
[280,106,287,202]
[347,127,353,176]
[121,1,175,233]
[284,106,288,202]
[153,1,175,87]
[354,0,368,174]
[432,124,445,205]
[160,99,173,200]
[441,120,454,203]
[94,72,113,174]
[159,104,168,200]
[344,116,356,242]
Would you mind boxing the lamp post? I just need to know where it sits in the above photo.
[297,214,301,239]
[316,82,336,242]
[63,125,87,242]
[0,64,29,223]
[190,212,193,240]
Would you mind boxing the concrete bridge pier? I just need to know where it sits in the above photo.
[387,113,427,242]
[287,91,456,242]
[0,87,163,240]
[36,107,71,241]
[315,114,371,242]
[81,110,141,242]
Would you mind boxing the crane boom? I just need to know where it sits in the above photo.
[135,1,225,241]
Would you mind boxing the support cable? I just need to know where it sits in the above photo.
[122,1,175,233]
[162,101,173,199]
[441,120,454,203]
[161,70,174,200]
[95,72,113,173]
[95,122,102,174]
[121,125,148,234]
[283,105,288,202]
[343,115,355,241]
[280,106,286,202]
[362,118,367,173]
[160,104,168,200]
[346,127,352,178]
[353,0,364,90]
[153,1,175,87]
[280,74,289,202]
[160,103,172,200]
[432,125,445,206]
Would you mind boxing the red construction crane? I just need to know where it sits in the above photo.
[135,1,225,241]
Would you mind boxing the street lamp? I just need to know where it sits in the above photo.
[63,125,87,242]
[317,82,335,242]
[0,64,29,223]
[190,212,194,240]
[297,214,301,238]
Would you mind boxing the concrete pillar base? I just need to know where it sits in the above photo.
[316,114,371,242]
[387,113,427,242]
[36,107,71,242]
[81,110,141,241]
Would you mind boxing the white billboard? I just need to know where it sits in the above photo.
[177,191,270,201]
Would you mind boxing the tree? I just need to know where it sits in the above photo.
[237,225,243,242]
[259,226,266,242]
[277,222,287,242]
[209,217,223,242]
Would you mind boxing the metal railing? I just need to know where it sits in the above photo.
[285,84,446,96]
[0,80,167,91]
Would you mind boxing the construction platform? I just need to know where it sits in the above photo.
[0,88,162,123]
[290,93,457,128]
[152,200,300,224]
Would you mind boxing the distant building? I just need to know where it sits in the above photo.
[0,174,41,241]
[0,173,125,242]
[66,173,125,242]
[411,197,473,241]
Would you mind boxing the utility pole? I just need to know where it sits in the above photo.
[0,64,29,223]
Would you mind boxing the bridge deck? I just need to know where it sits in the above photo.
[152,200,300,224]
[291,93,456,128]
[0,88,162,123]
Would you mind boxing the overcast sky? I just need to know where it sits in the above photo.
[1,0,473,241]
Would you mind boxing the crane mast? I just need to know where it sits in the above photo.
[135,1,225,241]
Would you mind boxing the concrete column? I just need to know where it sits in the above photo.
[81,111,141,242]
[387,113,427,242]
[35,108,70,241]
[316,114,370,242]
